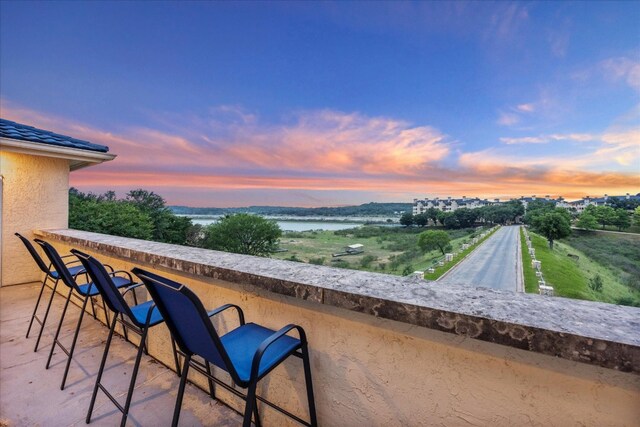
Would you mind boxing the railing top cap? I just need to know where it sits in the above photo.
[37,228,640,374]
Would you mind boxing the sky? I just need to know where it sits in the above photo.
[1,1,639,207]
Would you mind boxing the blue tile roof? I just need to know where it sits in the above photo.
[0,118,109,153]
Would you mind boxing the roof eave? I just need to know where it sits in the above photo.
[0,137,116,171]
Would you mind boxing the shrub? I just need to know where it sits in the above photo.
[331,259,350,269]
[588,274,603,292]
[402,265,414,276]
[360,254,377,267]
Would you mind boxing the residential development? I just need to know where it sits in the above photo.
[412,193,640,214]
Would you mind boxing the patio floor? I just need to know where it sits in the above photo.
[0,282,243,426]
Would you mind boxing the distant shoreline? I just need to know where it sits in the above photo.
[178,214,398,224]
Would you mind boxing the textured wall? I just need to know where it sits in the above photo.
[0,152,69,286]
[42,238,640,427]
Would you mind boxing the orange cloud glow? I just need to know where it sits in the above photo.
[1,99,638,206]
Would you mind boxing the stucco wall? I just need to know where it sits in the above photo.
[42,238,640,427]
[0,152,69,286]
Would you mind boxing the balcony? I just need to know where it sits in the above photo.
[0,282,243,426]
[1,228,639,426]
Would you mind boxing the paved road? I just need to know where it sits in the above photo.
[438,225,523,291]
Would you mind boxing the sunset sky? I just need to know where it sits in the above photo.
[1,1,639,207]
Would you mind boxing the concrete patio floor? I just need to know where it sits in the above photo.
[0,282,243,426]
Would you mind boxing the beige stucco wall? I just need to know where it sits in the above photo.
[0,152,69,286]
[42,238,640,427]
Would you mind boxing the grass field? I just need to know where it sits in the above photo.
[528,230,640,306]
[520,228,538,293]
[581,224,640,234]
[272,226,480,276]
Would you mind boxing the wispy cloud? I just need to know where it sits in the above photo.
[516,103,535,113]
[497,111,520,126]
[500,133,597,145]
[486,3,529,40]
[599,56,640,92]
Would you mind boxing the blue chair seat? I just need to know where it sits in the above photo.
[220,323,301,382]
[51,264,85,279]
[130,300,164,326]
[78,276,131,296]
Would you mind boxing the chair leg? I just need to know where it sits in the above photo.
[119,313,130,343]
[253,396,261,427]
[242,382,258,427]
[46,288,73,369]
[205,360,215,399]
[26,274,49,338]
[301,343,318,427]
[86,315,118,424]
[171,354,191,427]
[34,278,59,352]
[120,325,150,427]
[170,337,181,376]
[60,295,90,390]
[101,297,111,326]
[89,296,97,320]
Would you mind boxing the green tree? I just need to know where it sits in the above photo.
[126,189,166,213]
[576,212,598,231]
[436,211,450,226]
[532,211,571,249]
[125,189,193,244]
[417,230,451,255]
[452,208,478,228]
[69,191,153,239]
[592,205,616,229]
[634,206,640,226]
[413,212,429,227]
[399,212,414,227]
[443,214,460,229]
[202,214,282,256]
[612,208,631,231]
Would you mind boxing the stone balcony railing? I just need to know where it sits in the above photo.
[36,229,640,426]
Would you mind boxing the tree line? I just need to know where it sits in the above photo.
[171,202,412,217]
[399,200,525,229]
[524,200,639,249]
[69,189,281,256]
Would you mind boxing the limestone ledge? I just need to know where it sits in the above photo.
[38,228,640,374]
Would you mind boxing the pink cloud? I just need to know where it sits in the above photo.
[2,99,638,206]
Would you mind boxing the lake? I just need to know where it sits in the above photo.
[188,217,363,232]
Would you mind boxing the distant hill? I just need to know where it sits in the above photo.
[169,202,412,217]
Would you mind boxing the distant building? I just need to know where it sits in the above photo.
[411,192,640,215]
[412,196,495,214]
[569,193,640,213]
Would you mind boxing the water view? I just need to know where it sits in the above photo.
[188,216,363,232]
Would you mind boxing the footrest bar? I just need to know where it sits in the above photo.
[189,358,311,426]
[53,339,71,357]
[98,383,125,413]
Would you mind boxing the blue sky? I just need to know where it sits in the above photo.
[1,1,639,206]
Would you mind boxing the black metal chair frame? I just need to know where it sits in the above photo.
[134,268,318,427]
[15,233,87,352]
[35,239,135,390]
[71,249,181,427]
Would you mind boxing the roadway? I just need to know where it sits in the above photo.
[438,225,523,292]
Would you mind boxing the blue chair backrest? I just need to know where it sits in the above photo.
[34,239,80,292]
[15,233,50,274]
[132,268,236,380]
[71,249,134,319]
